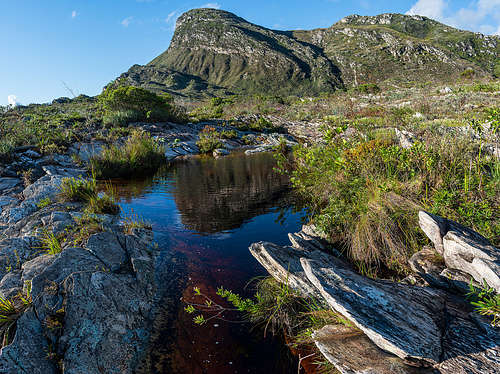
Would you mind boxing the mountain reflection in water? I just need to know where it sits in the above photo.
[112,152,305,374]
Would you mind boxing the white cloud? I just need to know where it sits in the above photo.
[71,10,77,19]
[200,3,221,9]
[406,0,500,35]
[7,95,18,107]
[121,16,134,27]
[406,0,447,20]
[165,11,177,23]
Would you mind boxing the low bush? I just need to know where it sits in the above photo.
[99,86,186,126]
[90,130,166,178]
[196,126,223,153]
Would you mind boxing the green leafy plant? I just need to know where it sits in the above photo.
[58,175,97,203]
[467,281,500,327]
[0,285,31,347]
[37,197,52,209]
[196,126,223,153]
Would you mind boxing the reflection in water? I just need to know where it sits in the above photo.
[113,152,305,374]
[172,153,295,233]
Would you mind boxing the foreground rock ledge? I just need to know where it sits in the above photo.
[250,226,500,374]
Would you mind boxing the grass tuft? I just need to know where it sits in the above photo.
[89,130,166,178]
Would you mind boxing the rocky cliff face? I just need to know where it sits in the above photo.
[116,9,500,97]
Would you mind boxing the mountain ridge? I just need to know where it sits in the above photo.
[113,8,500,98]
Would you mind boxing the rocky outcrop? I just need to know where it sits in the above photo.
[250,224,500,374]
[0,150,178,373]
[419,211,500,292]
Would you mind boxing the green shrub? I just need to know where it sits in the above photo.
[99,86,186,125]
[103,110,142,127]
[354,83,381,94]
[90,130,166,178]
[196,126,223,153]
[220,129,238,139]
[468,281,500,327]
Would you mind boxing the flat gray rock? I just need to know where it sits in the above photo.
[85,232,128,272]
[249,242,321,298]
[313,324,433,374]
[301,256,444,365]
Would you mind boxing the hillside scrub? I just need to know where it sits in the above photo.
[89,130,166,178]
[278,122,499,277]
[100,85,186,126]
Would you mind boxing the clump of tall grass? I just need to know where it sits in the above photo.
[89,130,166,178]
[283,126,499,277]
[58,175,120,215]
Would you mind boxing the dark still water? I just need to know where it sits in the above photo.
[113,152,305,374]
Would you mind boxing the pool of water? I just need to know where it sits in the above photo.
[112,152,305,373]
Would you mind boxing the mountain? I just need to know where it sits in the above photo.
[114,9,500,98]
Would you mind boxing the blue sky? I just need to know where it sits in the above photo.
[2,0,500,105]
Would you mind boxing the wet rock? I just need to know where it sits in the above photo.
[301,256,444,365]
[312,324,432,374]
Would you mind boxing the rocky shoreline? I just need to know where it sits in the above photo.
[249,215,500,373]
[0,119,298,373]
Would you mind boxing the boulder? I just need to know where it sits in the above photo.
[419,211,500,293]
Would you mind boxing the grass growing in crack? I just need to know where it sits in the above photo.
[0,283,32,347]
[121,211,152,234]
[39,229,64,255]
[59,176,97,203]
[89,130,166,178]
[59,175,120,215]
[67,214,104,246]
